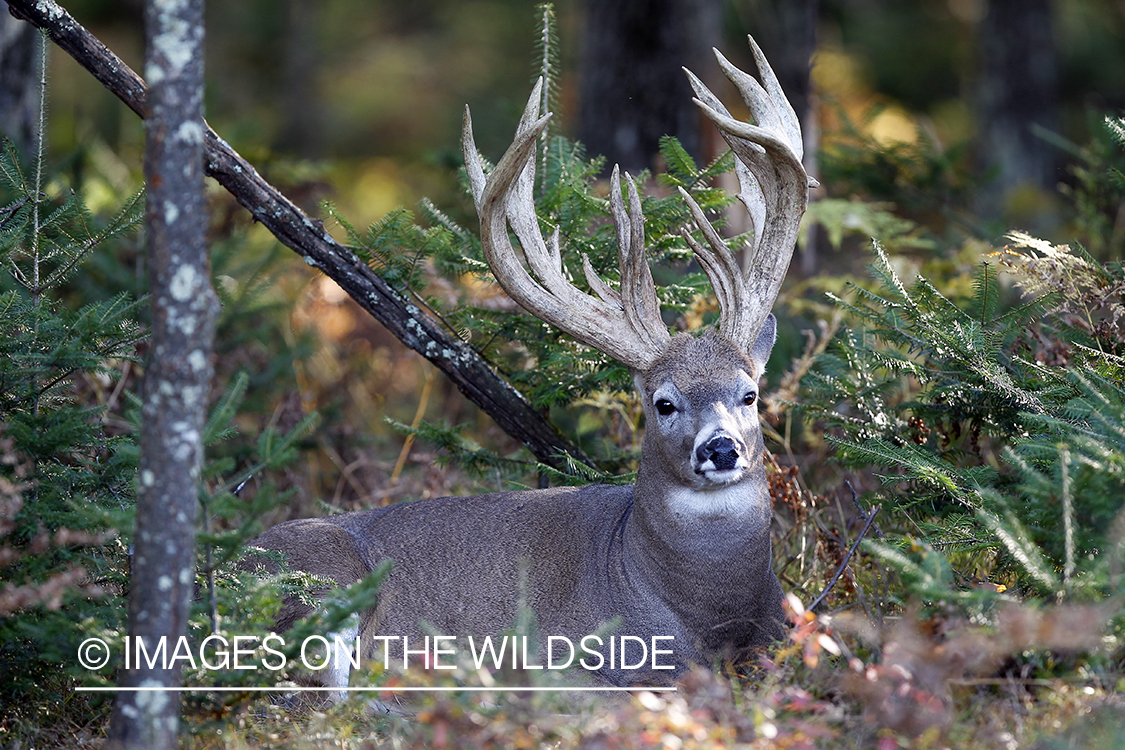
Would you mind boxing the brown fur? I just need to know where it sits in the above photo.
[246,325,786,688]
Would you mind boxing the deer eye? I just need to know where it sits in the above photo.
[742,391,757,406]
[655,398,676,416]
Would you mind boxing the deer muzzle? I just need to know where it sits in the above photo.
[695,433,746,475]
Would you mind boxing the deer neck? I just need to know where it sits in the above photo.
[624,451,774,605]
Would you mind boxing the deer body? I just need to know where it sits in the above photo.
[248,37,811,691]
[253,329,786,684]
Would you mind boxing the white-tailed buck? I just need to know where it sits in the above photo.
[248,37,812,690]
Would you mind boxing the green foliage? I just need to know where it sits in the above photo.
[332,204,447,294]
[0,135,143,712]
[1103,116,1125,191]
[0,133,335,728]
[790,103,1125,630]
[199,373,320,566]
[385,417,535,484]
[1051,114,1125,260]
[862,537,996,611]
[798,242,1054,478]
[0,120,364,739]
[387,416,634,489]
[533,2,562,184]
[176,561,390,726]
[801,197,934,254]
[997,231,1125,356]
[819,103,975,224]
[801,238,1125,628]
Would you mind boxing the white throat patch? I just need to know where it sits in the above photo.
[665,484,755,519]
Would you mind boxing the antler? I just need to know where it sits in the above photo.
[462,80,670,372]
[462,36,811,370]
[681,36,814,353]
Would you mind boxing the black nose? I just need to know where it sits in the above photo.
[697,434,740,471]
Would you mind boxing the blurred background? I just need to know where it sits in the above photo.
[7,0,1122,222]
[3,0,1123,514]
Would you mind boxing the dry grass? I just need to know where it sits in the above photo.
[169,621,1122,750]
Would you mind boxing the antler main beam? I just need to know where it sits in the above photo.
[462,81,670,372]
[464,37,811,368]
[683,36,815,353]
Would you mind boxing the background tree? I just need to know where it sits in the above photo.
[104,0,217,747]
[577,0,722,172]
[976,0,1061,219]
[277,0,323,158]
[0,11,38,154]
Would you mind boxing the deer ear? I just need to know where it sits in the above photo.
[749,313,777,374]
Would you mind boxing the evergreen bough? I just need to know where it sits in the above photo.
[0,133,143,714]
[798,234,1125,635]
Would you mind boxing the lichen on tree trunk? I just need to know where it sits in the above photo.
[104,0,218,747]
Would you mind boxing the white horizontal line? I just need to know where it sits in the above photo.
[75,685,677,693]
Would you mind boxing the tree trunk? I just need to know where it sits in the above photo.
[278,0,322,157]
[0,9,38,155]
[577,0,721,173]
[977,0,1060,216]
[104,0,217,747]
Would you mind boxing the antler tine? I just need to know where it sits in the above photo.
[462,83,670,372]
[681,36,813,354]
[677,187,751,343]
[610,165,670,359]
[727,37,804,163]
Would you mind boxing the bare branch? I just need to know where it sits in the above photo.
[3,0,590,471]
[808,495,882,613]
